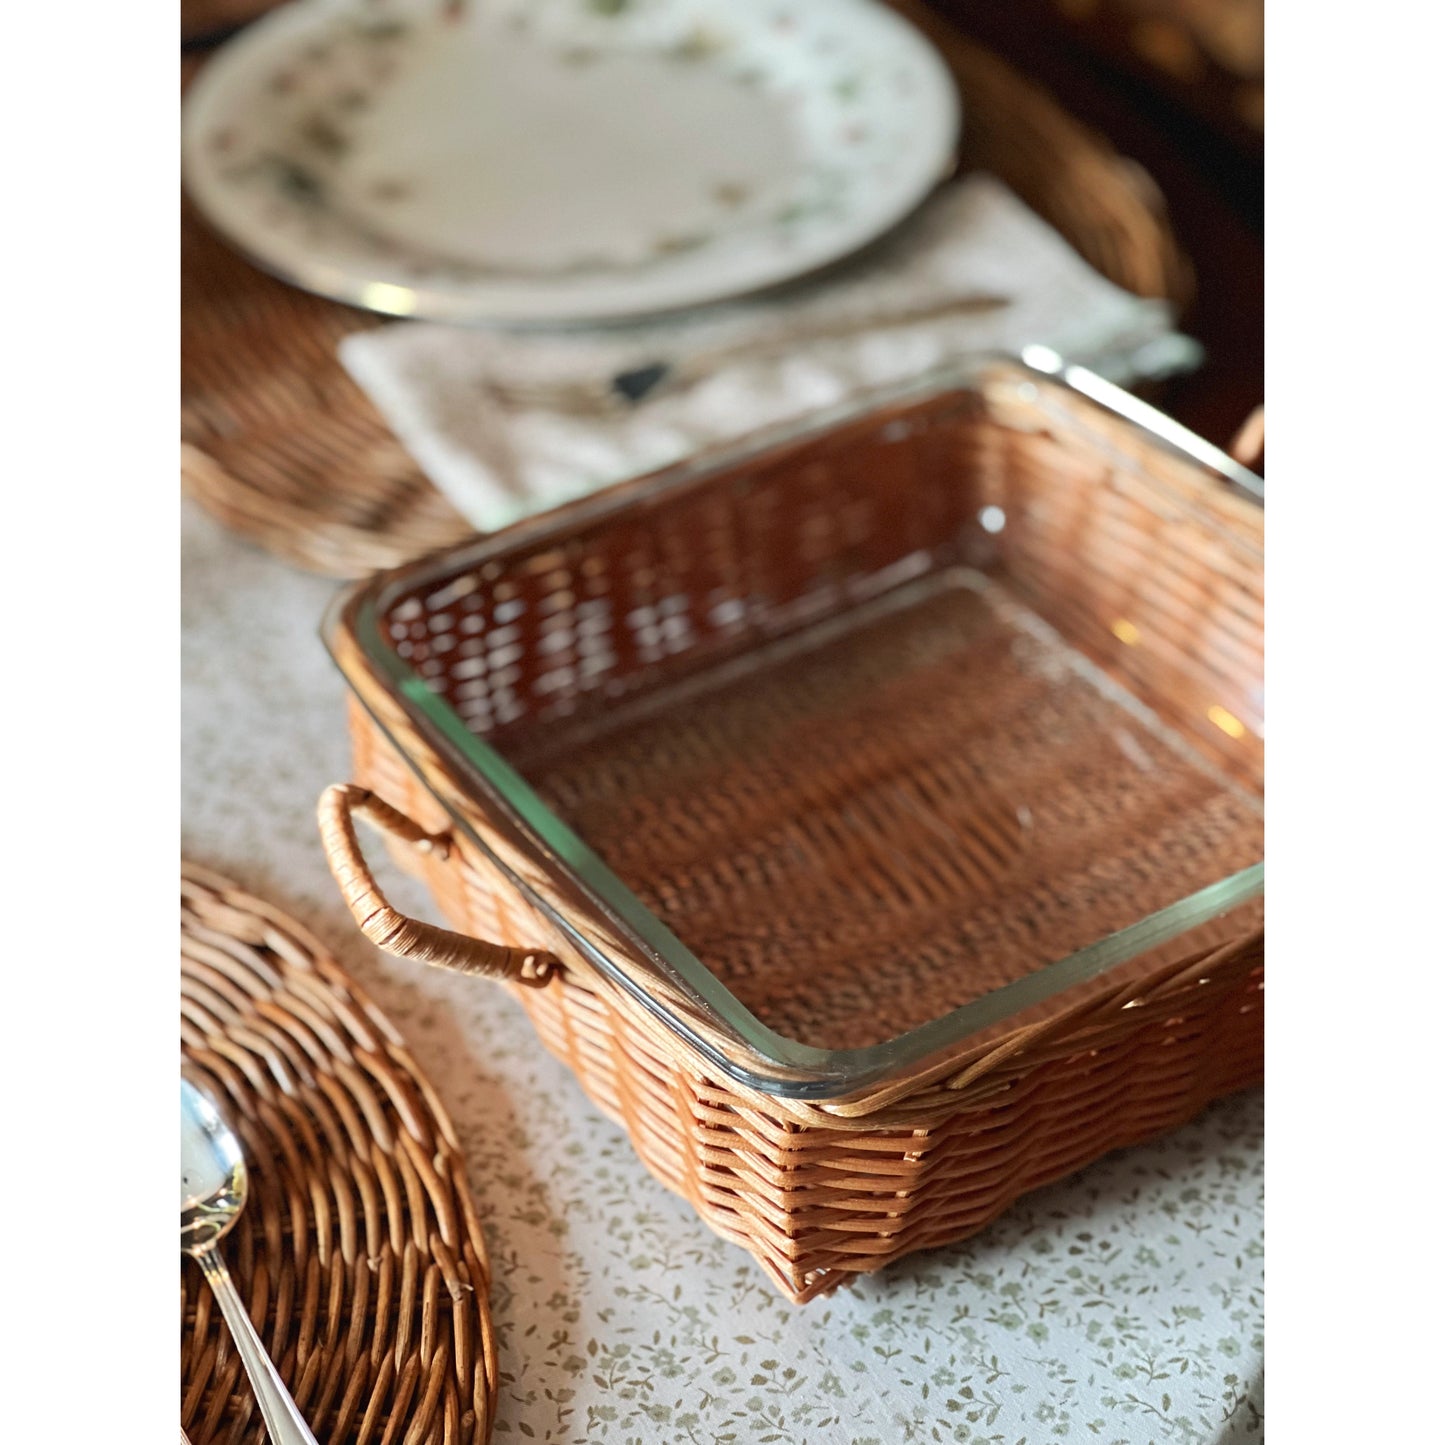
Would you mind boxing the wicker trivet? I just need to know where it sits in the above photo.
[180,0,1192,579]
[180,862,500,1445]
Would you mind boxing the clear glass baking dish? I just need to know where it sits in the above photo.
[324,349,1263,1100]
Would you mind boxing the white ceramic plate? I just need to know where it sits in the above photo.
[182,0,960,324]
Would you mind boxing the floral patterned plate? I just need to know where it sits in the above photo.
[181,0,960,323]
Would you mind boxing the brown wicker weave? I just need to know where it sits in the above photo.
[1048,0,1264,140]
[319,361,1263,1303]
[180,862,500,1444]
[181,0,1192,578]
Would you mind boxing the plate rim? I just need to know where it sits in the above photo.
[181,0,963,325]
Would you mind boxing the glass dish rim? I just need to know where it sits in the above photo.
[324,351,1264,1099]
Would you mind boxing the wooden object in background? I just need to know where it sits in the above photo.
[922,0,1262,453]
[1046,0,1263,145]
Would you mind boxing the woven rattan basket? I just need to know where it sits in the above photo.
[319,353,1263,1303]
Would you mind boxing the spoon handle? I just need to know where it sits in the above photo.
[194,1245,320,1445]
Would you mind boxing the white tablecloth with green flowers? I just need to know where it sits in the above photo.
[183,501,1264,1444]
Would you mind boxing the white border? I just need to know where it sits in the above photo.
[1267,0,1444,1434]
[6,0,175,1432]
[10,0,1445,1433]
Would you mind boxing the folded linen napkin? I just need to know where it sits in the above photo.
[339,175,1197,531]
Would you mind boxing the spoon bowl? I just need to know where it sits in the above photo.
[181,1077,319,1445]
[181,1079,247,1253]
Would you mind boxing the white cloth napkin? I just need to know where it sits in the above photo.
[339,176,1197,531]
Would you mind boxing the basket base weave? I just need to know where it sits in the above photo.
[519,571,1263,1052]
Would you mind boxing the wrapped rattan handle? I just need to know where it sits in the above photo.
[318,784,557,986]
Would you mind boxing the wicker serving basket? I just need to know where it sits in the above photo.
[319,354,1263,1303]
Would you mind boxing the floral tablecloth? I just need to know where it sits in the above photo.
[182,500,1263,1444]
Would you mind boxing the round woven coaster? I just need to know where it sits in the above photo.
[180,0,1191,579]
[180,861,499,1445]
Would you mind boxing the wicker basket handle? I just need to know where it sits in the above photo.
[318,784,557,987]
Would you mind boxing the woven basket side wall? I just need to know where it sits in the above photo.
[347,713,1263,1299]
[964,390,1263,788]
[383,385,1260,791]
[347,705,1262,1302]
[540,928,1262,1303]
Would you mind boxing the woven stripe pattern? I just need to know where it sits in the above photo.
[180,863,500,1443]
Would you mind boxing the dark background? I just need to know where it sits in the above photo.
[927,0,1263,455]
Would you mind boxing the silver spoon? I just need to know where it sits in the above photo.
[181,1078,320,1445]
